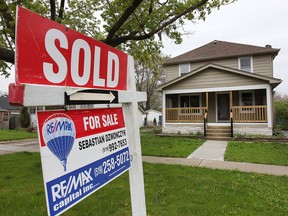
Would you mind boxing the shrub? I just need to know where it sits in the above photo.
[19,107,30,128]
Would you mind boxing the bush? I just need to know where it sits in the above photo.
[19,107,30,128]
[275,100,288,130]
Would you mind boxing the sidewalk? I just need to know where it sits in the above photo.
[0,139,39,155]
[142,156,288,176]
[187,140,227,161]
[142,139,288,176]
[1,138,288,176]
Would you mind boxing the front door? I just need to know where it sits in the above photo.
[217,93,230,121]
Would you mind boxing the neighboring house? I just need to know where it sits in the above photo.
[138,106,148,127]
[0,94,21,129]
[28,104,94,128]
[157,40,282,137]
[143,109,162,126]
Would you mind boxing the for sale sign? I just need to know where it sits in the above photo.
[16,6,128,90]
[37,107,130,216]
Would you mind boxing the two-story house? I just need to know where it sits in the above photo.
[158,40,282,138]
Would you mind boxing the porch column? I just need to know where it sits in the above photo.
[266,85,272,128]
[162,91,166,127]
[206,92,208,110]
[229,91,233,111]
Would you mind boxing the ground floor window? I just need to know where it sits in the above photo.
[239,91,255,113]
[179,95,201,114]
[180,95,201,108]
[240,91,254,106]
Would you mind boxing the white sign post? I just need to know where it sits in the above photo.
[9,6,147,216]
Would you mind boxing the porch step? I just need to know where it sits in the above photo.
[206,136,232,141]
[206,126,232,140]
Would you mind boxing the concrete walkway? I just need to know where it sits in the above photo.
[0,139,39,155]
[1,138,288,176]
[142,156,288,176]
[187,140,227,161]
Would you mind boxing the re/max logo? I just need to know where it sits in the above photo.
[51,168,93,202]
[46,119,73,135]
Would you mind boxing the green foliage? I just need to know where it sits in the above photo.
[0,129,37,141]
[275,100,288,129]
[0,0,235,76]
[1,152,288,215]
[225,141,288,166]
[134,47,167,110]
[19,107,30,128]
[140,132,204,157]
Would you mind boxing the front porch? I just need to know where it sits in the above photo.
[166,105,267,123]
[163,88,273,136]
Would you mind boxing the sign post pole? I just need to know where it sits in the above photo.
[123,56,147,215]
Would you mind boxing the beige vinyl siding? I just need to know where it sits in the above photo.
[253,55,273,77]
[164,55,273,83]
[165,58,239,82]
[164,68,267,91]
[165,65,180,81]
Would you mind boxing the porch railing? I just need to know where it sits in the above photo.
[166,107,206,123]
[165,106,267,123]
[232,105,267,123]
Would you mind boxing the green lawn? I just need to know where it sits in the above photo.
[225,141,288,166]
[1,152,288,215]
[140,132,204,158]
[0,129,37,141]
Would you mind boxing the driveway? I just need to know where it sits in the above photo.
[0,139,39,155]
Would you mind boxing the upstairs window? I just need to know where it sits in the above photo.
[239,57,253,72]
[179,63,190,76]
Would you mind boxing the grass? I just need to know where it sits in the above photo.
[140,132,204,158]
[0,129,37,141]
[1,152,288,215]
[225,141,288,166]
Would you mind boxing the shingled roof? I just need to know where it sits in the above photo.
[0,94,21,111]
[165,40,280,65]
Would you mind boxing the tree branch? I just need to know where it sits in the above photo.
[103,0,144,44]
[58,0,65,22]
[105,0,208,47]
[50,0,56,20]
[0,47,15,64]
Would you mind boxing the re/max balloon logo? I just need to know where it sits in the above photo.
[46,119,73,135]
[42,113,76,171]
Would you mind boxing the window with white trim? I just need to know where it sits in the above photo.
[239,57,252,72]
[179,63,190,76]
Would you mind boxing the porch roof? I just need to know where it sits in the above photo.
[157,63,282,91]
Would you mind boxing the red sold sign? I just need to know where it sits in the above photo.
[16,6,127,90]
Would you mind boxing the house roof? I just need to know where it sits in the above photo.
[0,95,21,111]
[164,40,280,65]
[146,109,162,114]
[138,106,148,115]
[157,63,282,91]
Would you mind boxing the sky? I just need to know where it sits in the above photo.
[0,0,287,95]
[161,0,288,95]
